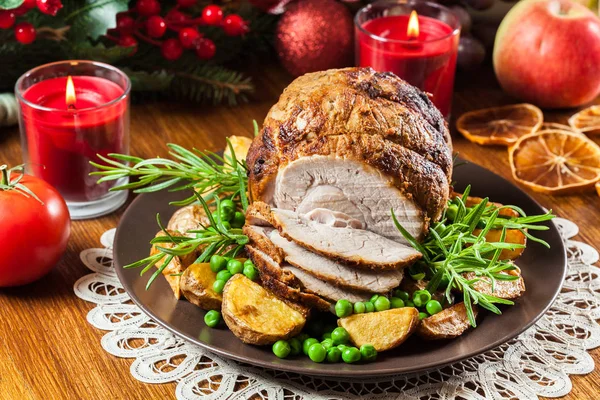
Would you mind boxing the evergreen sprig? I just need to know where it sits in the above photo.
[394,186,555,327]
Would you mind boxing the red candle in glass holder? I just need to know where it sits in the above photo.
[17,61,131,219]
[356,2,460,117]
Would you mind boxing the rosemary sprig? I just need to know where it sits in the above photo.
[126,192,248,290]
[90,139,249,209]
[394,186,555,327]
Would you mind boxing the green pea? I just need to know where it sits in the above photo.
[221,221,231,230]
[439,275,450,289]
[227,259,244,275]
[353,301,366,314]
[413,290,432,308]
[322,332,331,340]
[331,327,350,345]
[288,337,302,356]
[365,302,375,313]
[308,343,327,363]
[243,258,254,268]
[393,290,410,301]
[405,300,415,308]
[426,299,443,315]
[341,347,361,364]
[369,294,380,303]
[446,203,458,221]
[204,310,221,327]
[212,279,226,294]
[220,209,234,222]
[321,338,334,350]
[326,347,342,363]
[360,344,377,362]
[336,344,347,352]
[390,297,405,309]
[272,340,291,358]
[419,312,429,320]
[296,333,309,342]
[302,338,319,355]
[243,264,259,281]
[335,299,353,318]
[373,296,391,312]
[216,270,232,282]
[209,255,228,273]
[220,199,236,214]
[231,211,246,228]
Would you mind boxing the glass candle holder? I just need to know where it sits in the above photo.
[16,60,131,220]
[355,0,460,118]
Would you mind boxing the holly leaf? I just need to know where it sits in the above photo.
[0,0,24,10]
[62,0,129,42]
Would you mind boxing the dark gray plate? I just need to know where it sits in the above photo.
[113,161,566,378]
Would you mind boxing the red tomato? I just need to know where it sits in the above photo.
[0,171,70,286]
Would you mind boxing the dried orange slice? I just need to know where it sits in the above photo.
[509,130,600,195]
[457,104,543,146]
[540,122,581,134]
[597,182,600,198]
[569,105,600,135]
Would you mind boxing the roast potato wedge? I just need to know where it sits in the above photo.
[222,274,306,345]
[167,204,210,237]
[453,191,519,218]
[150,230,198,299]
[474,228,526,260]
[337,307,419,352]
[417,302,477,340]
[223,135,253,164]
[463,268,525,300]
[180,263,222,310]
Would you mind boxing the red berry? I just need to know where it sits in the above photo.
[37,0,63,16]
[195,38,216,60]
[0,11,15,29]
[161,38,183,61]
[178,27,200,49]
[202,5,223,26]
[177,0,197,7]
[166,9,190,24]
[14,0,36,16]
[116,12,135,34]
[14,22,36,44]
[146,15,166,38]
[222,14,248,36]
[136,0,160,16]
[118,35,138,47]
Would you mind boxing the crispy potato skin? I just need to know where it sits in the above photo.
[474,228,526,260]
[150,230,197,299]
[463,269,526,300]
[180,263,222,310]
[417,303,477,340]
[167,205,210,237]
[337,307,419,351]
[222,274,306,345]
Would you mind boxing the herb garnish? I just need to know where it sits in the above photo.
[393,186,555,327]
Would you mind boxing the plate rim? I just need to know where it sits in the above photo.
[113,161,567,378]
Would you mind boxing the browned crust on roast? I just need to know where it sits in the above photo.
[246,245,298,286]
[247,67,452,222]
[245,201,275,226]
[243,225,284,264]
[417,303,478,340]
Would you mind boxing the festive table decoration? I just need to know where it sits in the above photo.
[74,218,600,399]
[275,0,353,76]
[569,105,600,135]
[355,1,460,117]
[0,0,277,105]
[493,0,600,108]
[16,60,130,219]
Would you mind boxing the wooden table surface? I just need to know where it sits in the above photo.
[0,65,598,400]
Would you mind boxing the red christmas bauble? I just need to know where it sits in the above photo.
[275,0,353,76]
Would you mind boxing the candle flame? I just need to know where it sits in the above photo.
[65,76,76,108]
[407,10,419,39]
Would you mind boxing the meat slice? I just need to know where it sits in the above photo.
[282,265,370,303]
[268,205,422,270]
[269,230,403,293]
[243,225,284,264]
[246,245,331,311]
[274,156,425,242]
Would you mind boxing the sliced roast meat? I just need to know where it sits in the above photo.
[269,230,403,293]
[245,201,274,226]
[303,208,363,229]
[246,245,331,311]
[243,225,284,264]
[267,205,422,270]
[282,265,370,303]
[273,156,426,242]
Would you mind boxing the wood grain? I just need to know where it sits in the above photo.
[0,65,598,400]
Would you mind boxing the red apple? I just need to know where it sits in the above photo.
[493,0,600,108]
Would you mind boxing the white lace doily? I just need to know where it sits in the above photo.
[74,217,599,399]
